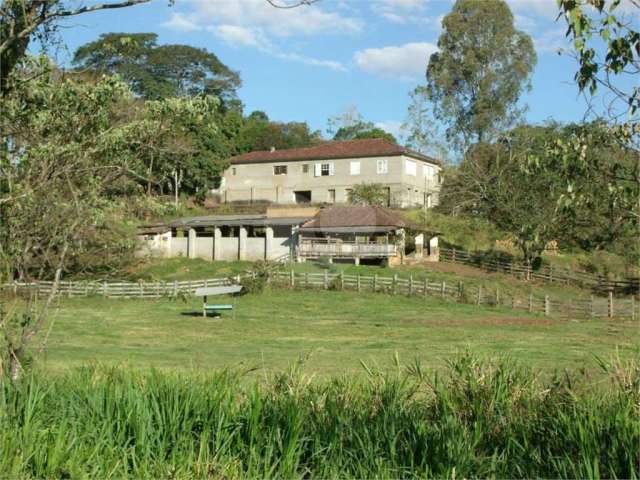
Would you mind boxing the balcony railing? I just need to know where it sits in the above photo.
[298,239,397,258]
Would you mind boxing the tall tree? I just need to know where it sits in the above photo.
[73,33,241,104]
[236,111,322,153]
[0,0,154,95]
[425,0,536,147]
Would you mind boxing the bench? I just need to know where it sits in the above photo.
[194,286,243,318]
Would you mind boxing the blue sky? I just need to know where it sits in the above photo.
[53,0,638,139]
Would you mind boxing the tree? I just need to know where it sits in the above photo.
[558,0,639,123]
[0,60,151,377]
[72,33,241,104]
[439,127,566,267]
[328,106,397,143]
[402,87,450,161]
[236,111,323,153]
[347,183,389,206]
[0,0,155,95]
[425,0,536,147]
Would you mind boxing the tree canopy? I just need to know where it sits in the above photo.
[73,32,241,104]
[425,0,536,147]
[236,111,323,153]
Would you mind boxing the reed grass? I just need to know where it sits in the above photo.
[1,353,638,479]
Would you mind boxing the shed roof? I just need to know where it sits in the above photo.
[169,215,310,229]
[299,206,407,232]
[229,138,441,166]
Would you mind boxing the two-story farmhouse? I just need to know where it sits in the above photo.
[217,138,442,208]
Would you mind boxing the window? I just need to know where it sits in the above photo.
[423,164,432,177]
[377,159,388,174]
[273,165,287,175]
[302,164,309,174]
[328,189,336,203]
[405,160,416,176]
[315,162,334,176]
[231,167,237,176]
[350,161,360,175]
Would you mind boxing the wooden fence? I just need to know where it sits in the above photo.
[2,271,637,319]
[269,271,636,320]
[439,248,639,295]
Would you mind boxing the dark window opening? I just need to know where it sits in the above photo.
[294,190,312,204]
[274,165,287,175]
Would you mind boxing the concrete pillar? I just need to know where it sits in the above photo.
[265,227,274,260]
[213,227,222,260]
[188,228,196,259]
[354,257,360,265]
[415,233,424,258]
[239,227,247,261]
[429,236,439,260]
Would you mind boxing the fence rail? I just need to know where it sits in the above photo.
[439,248,639,295]
[2,270,637,320]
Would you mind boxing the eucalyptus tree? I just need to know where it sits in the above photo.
[425,0,536,148]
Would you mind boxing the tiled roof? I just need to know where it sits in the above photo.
[229,138,440,165]
[300,206,408,230]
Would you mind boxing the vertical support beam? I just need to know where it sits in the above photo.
[414,233,424,259]
[477,286,482,305]
[424,278,428,297]
[354,257,360,265]
[188,228,197,259]
[409,275,413,296]
[265,226,274,261]
[528,293,533,313]
[213,228,222,261]
[238,227,247,261]
[608,291,614,318]
[441,281,446,299]
[290,269,295,288]
[544,295,550,316]
[324,270,329,290]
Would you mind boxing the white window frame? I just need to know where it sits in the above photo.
[423,164,433,178]
[316,162,334,177]
[376,159,388,174]
[273,165,287,175]
[350,161,360,175]
[405,159,417,176]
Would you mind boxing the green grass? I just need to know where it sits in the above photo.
[1,354,638,478]
[40,289,638,374]
[122,257,254,281]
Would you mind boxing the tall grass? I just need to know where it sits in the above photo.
[1,353,638,478]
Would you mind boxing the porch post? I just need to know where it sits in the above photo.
[213,227,222,260]
[265,226,274,260]
[239,227,247,261]
[188,228,197,259]
[415,233,424,259]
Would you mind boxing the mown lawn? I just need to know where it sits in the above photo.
[40,289,638,374]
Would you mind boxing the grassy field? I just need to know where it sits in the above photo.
[40,288,638,374]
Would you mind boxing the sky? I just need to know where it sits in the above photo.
[52,0,639,140]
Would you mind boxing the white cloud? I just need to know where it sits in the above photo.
[354,42,437,81]
[212,25,346,72]
[534,28,570,54]
[212,25,269,49]
[181,0,363,37]
[375,120,405,139]
[160,12,202,32]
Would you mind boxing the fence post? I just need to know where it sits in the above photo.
[305,272,309,289]
[373,274,377,292]
[544,295,550,316]
[173,280,178,297]
[608,291,614,318]
[424,278,428,298]
[441,281,446,299]
[357,274,361,292]
[340,272,344,290]
[549,265,553,283]
[393,274,398,295]
[458,281,463,299]
[103,281,108,298]
[139,282,144,298]
[495,287,500,306]
[528,293,533,313]
[409,275,413,296]
[290,269,295,288]
[590,295,595,318]
[452,248,456,262]
[324,270,329,290]
[477,286,482,305]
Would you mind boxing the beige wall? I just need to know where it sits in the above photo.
[219,154,441,208]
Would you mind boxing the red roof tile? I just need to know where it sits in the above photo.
[229,138,440,165]
[300,206,408,230]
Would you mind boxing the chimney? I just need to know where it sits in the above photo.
[270,146,276,153]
